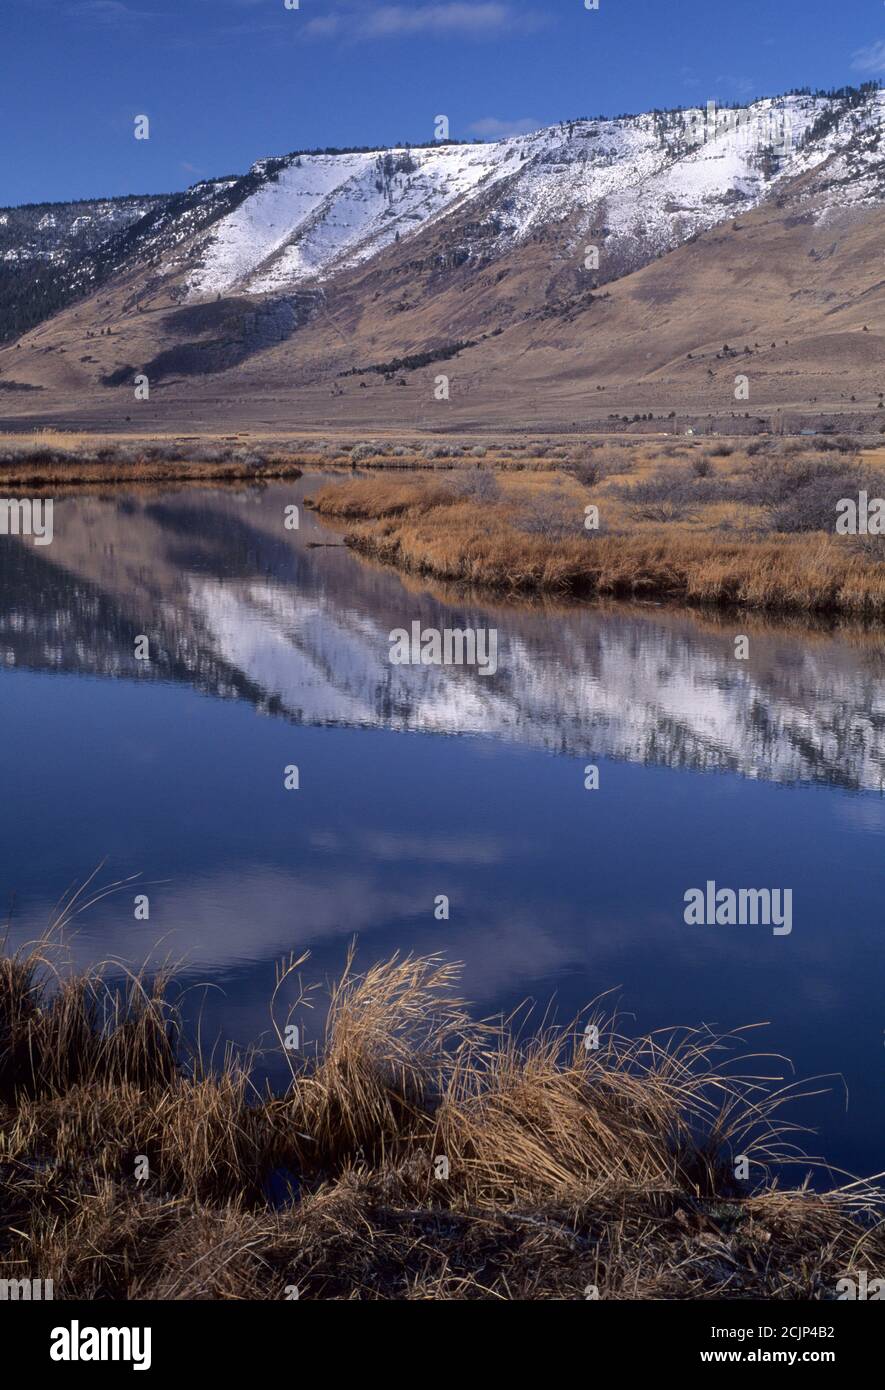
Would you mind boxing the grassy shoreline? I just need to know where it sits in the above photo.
[0,462,305,488]
[0,454,305,488]
[0,434,315,488]
[1,938,882,1300]
[4,430,885,618]
[307,454,885,617]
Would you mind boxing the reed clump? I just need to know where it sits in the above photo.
[1,938,882,1300]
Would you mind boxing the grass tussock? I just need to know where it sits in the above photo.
[307,468,885,617]
[1,936,883,1300]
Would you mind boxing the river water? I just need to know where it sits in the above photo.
[1,475,883,1180]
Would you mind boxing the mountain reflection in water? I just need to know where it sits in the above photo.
[1,477,883,1181]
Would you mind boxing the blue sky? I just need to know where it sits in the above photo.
[3,0,884,206]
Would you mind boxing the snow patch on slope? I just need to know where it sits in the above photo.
[179,90,885,302]
[187,144,524,297]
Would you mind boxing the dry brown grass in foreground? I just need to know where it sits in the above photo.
[307,461,885,616]
[1,938,882,1300]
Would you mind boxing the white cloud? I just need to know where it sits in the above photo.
[851,40,885,74]
[467,115,540,139]
[303,14,344,38]
[306,3,545,41]
[364,3,511,36]
[71,0,144,25]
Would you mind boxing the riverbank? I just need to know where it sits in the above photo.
[1,938,881,1300]
[5,428,885,618]
[0,435,306,487]
[307,441,885,616]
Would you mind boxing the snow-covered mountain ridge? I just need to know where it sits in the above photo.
[174,87,885,298]
[1,84,883,405]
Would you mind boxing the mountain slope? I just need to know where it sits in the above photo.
[1,85,883,431]
[0,193,166,346]
[174,88,885,298]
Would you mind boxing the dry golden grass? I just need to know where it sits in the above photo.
[0,438,305,487]
[0,427,635,485]
[307,467,885,616]
[1,934,883,1300]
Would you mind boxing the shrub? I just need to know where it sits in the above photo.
[620,465,726,507]
[768,472,869,532]
[451,469,500,502]
[742,454,872,530]
[571,446,633,485]
[736,453,880,532]
[516,490,588,538]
